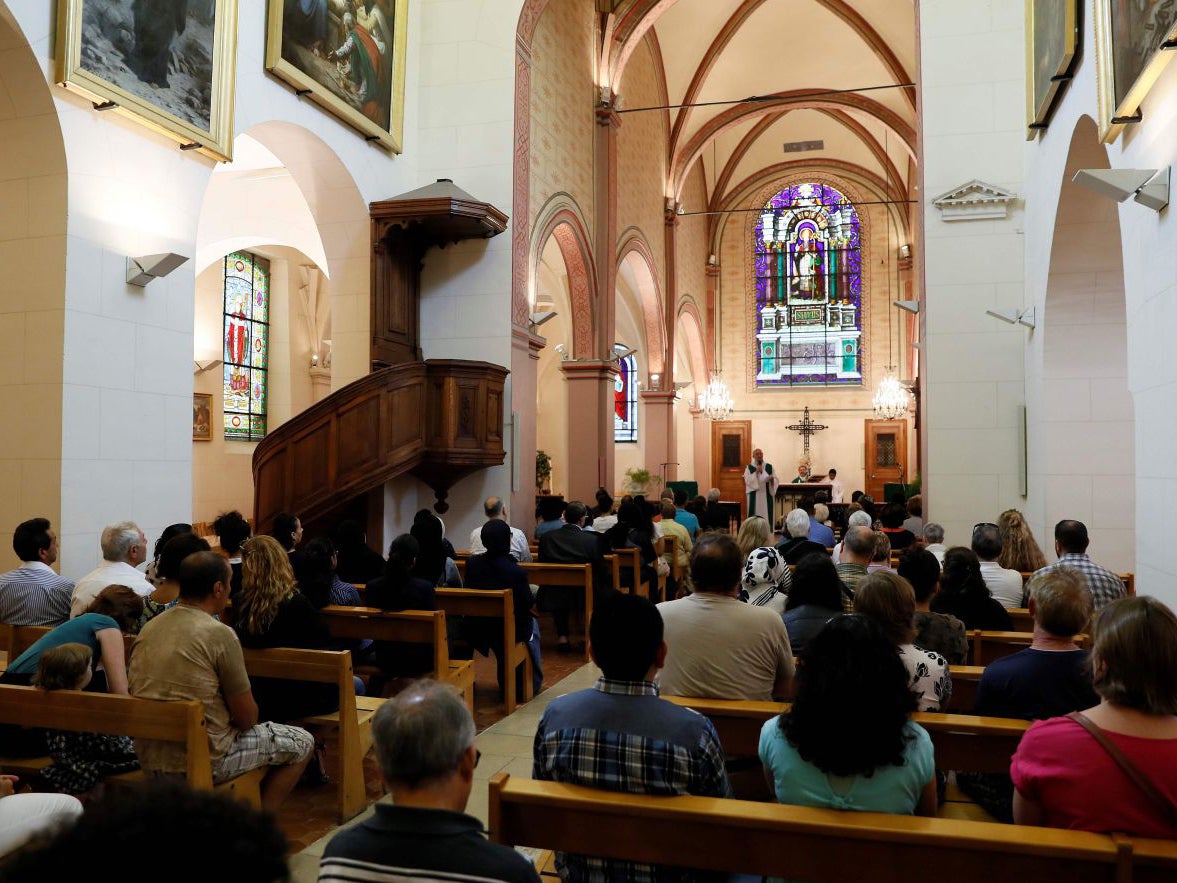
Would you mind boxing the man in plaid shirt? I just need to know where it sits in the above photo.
[1026,520,1126,610]
[533,592,731,882]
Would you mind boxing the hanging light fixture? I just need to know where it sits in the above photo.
[873,130,912,422]
[697,371,735,420]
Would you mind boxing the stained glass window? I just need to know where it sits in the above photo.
[614,351,638,443]
[754,182,863,386]
[222,251,269,441]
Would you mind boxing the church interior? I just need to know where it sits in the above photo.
[0,0,1176,879]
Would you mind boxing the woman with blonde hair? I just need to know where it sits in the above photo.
[998,509,1048,573]
[737,516,791,614]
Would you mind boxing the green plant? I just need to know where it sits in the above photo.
[624,467,659,493]
[535,450,552,491]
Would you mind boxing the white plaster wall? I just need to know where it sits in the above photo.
[919,0,1027,551]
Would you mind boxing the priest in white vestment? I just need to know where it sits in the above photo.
[745,448,779,526]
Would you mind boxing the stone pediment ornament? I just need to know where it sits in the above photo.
[931,180,1018,221]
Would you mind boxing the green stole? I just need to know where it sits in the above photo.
[747,463,775,525]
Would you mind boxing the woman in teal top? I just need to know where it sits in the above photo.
[759,614,937,815]
[2,586,143,695]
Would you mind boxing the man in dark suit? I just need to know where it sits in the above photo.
[538,500,612,653]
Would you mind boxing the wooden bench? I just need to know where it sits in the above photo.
[241,646,381,822]
[0,684,265,805]
[951,664,984,711]
[319,606,474,711]
[1008,608,1034,632]
[969,630,1089,666]
[435,588,533,714]
[1020,572,1135,597]
[610,546,649,599]
[488,772,1177,883]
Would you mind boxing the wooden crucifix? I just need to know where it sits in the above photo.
[786,407,828,458]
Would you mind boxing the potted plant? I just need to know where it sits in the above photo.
[624,467,657,495]
[536,450,552,493]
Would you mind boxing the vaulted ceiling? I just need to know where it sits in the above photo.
[611,0,916,214]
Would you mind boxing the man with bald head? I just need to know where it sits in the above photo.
[468,496,531,562]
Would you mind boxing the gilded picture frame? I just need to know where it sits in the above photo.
[1026,0,1080,138]
[265,0,409,153]
[1095,0,1177,143]
[193,393,213,442]
[55,0,239,162]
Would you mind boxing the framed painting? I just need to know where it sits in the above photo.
[193,393,213,442]
[1095,0,1177,142]
[265,0,409,153]
[1026,0,1080,137]
[56,0,239,162]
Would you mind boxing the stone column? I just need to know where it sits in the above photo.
[510,324,545,536]
[659,203,679,482]
[561,360,617,501]
[308,366,332,403]
[593,102,620,363]
[692,405,712,493]
[640,390,677,486]
[705,261,721,351]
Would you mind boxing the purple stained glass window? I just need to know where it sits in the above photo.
[223,251,269,441]
[614,352,638,443]
[753,183,863,387]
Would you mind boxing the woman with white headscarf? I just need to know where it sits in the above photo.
[736,516,791,614]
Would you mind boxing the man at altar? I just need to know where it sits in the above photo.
[791,460,814,483]
[745,449,779,525]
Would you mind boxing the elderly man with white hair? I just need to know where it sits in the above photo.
[832,508,875,563]
[69,521,154,617]
[923,523,947,565]
[774,508,828,564]
[320,681,540,882]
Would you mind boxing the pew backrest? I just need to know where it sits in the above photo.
[320,606,450,676]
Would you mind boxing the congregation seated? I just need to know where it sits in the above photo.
[268,511,305,574]
[868,531,894,573]
[899,547,968,664]
[141,533,211,628]
[468,496,532,562]
[972,522,1023,608]
[34,644,139,795]
[932,547,1012,631]
[703,487,729,532]
[321,681,540,883]
[603,499,659,598]
[831,508,872,564]
[69,521,154,617]
[410,512,462,588]
[0,781,81,860]
[922,521,947,565]
[537,500,612,654]
[998,508,1047,573]
[234,535,344,721]
[856,570,952,712]
[1012,595,1177,837]
[775,508,826,564]
[1030,519,1126,610]
[760,614,937,817]
[0,782,288,879]
[0,517,73,627]
[297,536,363,609]
[737,515,790,614]
[212,509,251,594]
[656,500,692,587]
[129,551,313,814]
[366,534,438,675]
[656,534,793,701]
[801,497,835,548]
[672,489,701,540]
[782,552,845,656]
[464,519,544,697]
[835,524,874,612]
[143,523,192,588]
[333,518,387,585]
[903,495,924,534]
[534,495,566,540]
[957,567,1099,822]
[413,509,458,561]
[879,503,916,551]
[586,489,616,534]
[533,592,731,881]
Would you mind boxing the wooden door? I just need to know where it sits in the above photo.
[864,420,907,501]
[711,421,752,520]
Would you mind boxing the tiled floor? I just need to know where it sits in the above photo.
[280,637,598,881]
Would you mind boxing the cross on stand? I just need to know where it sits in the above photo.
[786,407,828,459]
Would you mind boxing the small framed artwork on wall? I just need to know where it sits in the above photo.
[1026,0,1080,138]
[1095,0,1177,142]
[193,393,213,442]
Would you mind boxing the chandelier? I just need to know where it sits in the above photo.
[697,371,735,420]
[872,371,911,420]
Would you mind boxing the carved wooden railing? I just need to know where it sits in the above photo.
[253,359,507,534]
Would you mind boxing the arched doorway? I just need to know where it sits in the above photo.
[1038,116,1134,570]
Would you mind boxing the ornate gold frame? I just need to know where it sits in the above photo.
[265,0,410,153]
[1094,0,1177,143]
[1025,0,1080,138]
[55,0,239,162]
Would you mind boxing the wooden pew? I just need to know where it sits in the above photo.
[319,607,475,712]
[1008,608,1034,632]
[663,696,1028,776]
[969,630,1089,666]
[611,546,648,599]
[434,588,533,714]
[0,684,265,805]
[488,772,1177,883]
[241,647,381,822]
[951,664,984,711]
[1019,572,1135,597]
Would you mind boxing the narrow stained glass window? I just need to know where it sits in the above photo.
[754,182,863,386]
[614,351,638,443]
[223,251,269,441]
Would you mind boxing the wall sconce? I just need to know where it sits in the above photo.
[554,343,570,361]
[127,252,189,287]
[1072,167,1170,212]
[985,307,1036,329]
[898,243,912,260]
[649,372,661,390]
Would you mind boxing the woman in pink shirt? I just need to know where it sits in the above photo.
[1011,596,1177,837]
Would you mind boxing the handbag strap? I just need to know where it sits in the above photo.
[1066,711,1177,829]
